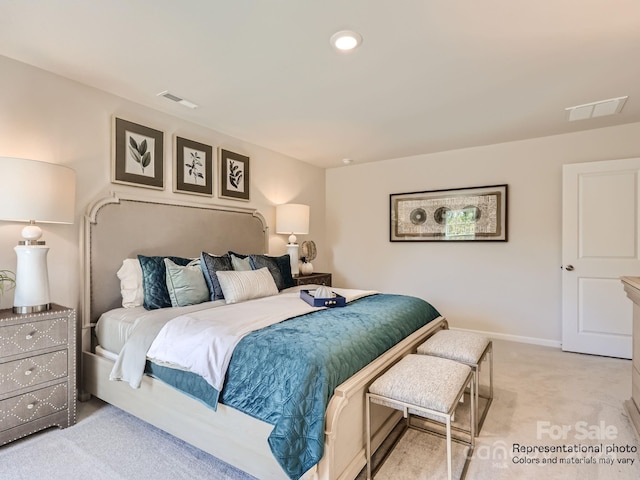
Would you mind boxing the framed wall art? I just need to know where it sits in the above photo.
[219,148,250,201]
[112,117,164,189]
[174,136,213,196]
[390,184,508,242]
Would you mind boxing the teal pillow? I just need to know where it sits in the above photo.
[164,258,210,307]
[138,255,192,309]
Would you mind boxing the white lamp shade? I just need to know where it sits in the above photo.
[276,204,310,236]
[0,157,76,313]
[0,157,76,224]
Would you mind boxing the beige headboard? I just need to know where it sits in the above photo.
[82,193,268,326]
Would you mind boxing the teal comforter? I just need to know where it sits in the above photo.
[149,293,440,479]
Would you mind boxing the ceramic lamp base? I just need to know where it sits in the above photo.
[287,243,300,276]
[13,244,51,313]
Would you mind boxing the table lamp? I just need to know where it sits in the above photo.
[276,203,309,276]
[0,157,76,313]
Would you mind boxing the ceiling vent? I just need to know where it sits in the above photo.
[565,96,628,121]
[157,91,198,109]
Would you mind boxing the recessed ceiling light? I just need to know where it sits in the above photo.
[330,30,363,52]
[342,158,353,165]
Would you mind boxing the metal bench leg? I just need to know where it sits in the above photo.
[446,415,452,480]
[366,394,372,480]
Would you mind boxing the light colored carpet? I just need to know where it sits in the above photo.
[0,396,255,480]
[369,340,640,479]
[1,339,639,479]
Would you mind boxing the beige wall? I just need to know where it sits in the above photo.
[0,55,326,315]
[326,123,640,345]
[4,52,640,346]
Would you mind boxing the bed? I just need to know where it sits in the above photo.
[80,193,448,480]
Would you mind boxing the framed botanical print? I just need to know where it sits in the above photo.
[112,117,164,189]
[174,136,213,196]
[390,184,508,242]
[219,148,250,201]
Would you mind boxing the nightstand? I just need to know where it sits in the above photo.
[295,272,332,287]
[0,304,76,445]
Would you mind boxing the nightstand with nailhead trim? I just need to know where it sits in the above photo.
[294,272,332,287]
[0,304,76,445]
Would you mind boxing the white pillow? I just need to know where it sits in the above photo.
[116,259,143,308]
[216,267,278,304]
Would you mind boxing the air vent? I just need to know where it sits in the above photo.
[565,96,627,121]
[157,91,198,109]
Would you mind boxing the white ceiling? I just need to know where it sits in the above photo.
[1,1,639,168]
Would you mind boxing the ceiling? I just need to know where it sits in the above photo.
[1,1,639,168]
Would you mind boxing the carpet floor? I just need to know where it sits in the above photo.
[1,339,639,479]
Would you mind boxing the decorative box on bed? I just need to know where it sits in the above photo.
[81,193,448,480]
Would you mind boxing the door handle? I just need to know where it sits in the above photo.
[564,265,574,271]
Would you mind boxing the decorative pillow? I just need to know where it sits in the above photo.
[138,255,192,310]
[216,267,279,304]
[164,258,209,307]
[230,253,252,271]
[229,251,294,290]
[273,254,295,289]
[116,258,144,308]
[249,254,295,290]
[200,252,233,301]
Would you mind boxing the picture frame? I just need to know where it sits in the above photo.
[112,117,164,189]
[390,184,508,242]
[174,136,213,196]
[219,148,250,201]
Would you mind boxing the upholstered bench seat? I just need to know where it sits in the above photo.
[366,354,474,480]
[369,354,471,414]
[418,330,493,435]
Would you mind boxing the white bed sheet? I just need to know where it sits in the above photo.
[95,300,225,354]
[94,285,315,355]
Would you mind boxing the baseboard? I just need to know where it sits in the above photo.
[449,326,562,349]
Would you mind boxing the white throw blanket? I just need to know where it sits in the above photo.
[115,288,376,391]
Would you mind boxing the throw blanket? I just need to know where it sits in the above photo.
[145,288,376,394]
[109,288,374,389]
[220,293,440,479]
[112,290,440,480]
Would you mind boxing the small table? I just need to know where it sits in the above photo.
[0,304,76,445]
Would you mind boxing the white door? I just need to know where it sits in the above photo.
[562,158,640,359]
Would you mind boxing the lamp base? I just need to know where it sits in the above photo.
[13,244,51,314]
[287,243,300,276]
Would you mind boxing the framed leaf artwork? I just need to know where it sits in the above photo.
[112,117,164,189]
[174,136,213,196]
[219,148,250,201]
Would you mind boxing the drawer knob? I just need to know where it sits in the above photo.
[27,402,35,410]
[25,332,36,340]
[25,369,33,376]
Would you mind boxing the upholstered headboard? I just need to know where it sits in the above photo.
[82,193,268,326]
